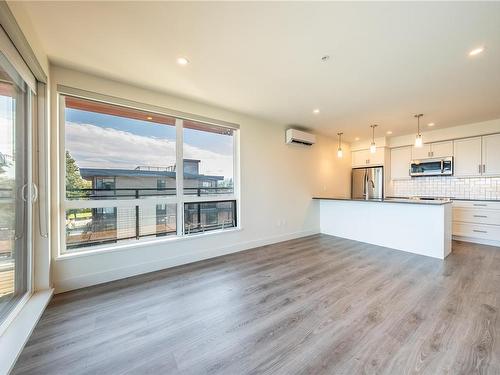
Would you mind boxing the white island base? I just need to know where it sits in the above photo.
[317,198,452,259]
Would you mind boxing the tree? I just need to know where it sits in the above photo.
[66,151,91,192]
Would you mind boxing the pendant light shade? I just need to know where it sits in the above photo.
[415,134,423,148]
[414,114,423,148]
[337,132,343,158]
[370,124,378,154]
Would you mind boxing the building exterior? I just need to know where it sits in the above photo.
[66,159,235,248]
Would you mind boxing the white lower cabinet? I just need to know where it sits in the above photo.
[452,201,500,244]
[453,223,500,242]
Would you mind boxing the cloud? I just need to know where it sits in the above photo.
[66,122,233,178]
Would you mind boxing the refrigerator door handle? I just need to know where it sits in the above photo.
[364,169,368,199]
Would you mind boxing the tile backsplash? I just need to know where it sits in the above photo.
[392,177,500,200]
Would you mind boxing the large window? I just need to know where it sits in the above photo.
[62,93,238,253]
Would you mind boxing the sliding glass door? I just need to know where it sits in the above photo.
[0,51,32,327]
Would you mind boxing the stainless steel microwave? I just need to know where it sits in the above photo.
[410,156,453,176]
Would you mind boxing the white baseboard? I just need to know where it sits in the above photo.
[55,229,319,293]
[453,235,500,248]
[0,289,53,375]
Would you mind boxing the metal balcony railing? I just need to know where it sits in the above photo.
[66,186,234,199]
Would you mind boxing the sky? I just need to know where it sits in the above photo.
[65,108,234,179]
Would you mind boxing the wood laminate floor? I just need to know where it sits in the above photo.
[12,235,500,375]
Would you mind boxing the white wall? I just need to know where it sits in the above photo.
[50,65,351,292]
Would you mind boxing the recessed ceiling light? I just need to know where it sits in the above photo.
[177,57,189,65]
[313,109,320,114]
[427,122,435,127]
[386,131,393,135]
[355,137,360,141]
[146,116,153,120]
[469,47,484,56]
[321,55,330,62]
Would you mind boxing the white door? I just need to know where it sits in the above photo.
[411,144,431,160]
[390,146,411,180]
[482,134,500,176]
[430,141,453,158]
[454,137,482,177]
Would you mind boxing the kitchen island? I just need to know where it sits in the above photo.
[314,197,452,259]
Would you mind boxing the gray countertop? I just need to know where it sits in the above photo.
[313,197,452,205]
[387,196,500,203]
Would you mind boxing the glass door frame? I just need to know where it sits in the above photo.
[0,35,36,336]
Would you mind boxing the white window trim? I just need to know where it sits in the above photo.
[57,87,240,257]
[56,227,243,260]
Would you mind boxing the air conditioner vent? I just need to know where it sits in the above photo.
[285,129,316,146]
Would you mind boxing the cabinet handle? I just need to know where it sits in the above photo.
[473,229,487,233]
[473,215,487,218]
[478,164,481,173]
[473,204,487,207]
[483,164,486,173]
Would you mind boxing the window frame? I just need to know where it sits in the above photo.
[57,86,240,256]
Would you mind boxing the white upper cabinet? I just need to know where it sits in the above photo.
[352,148,385,167]
[390,146,411,180]
[411,144,431,160]
[411,141,453,159]
[482,134,500,176]
[454,137,482,177]
[352,149,370,167]
[430,141,453,158]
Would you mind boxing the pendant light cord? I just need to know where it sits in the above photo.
[370,124,377,143]
[415,114,423,136]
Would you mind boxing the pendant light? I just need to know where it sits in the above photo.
[369,124,378,153]
[337,132,343,158]
[414,114,423,148]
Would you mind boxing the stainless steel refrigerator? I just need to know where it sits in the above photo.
[351,166,384,200]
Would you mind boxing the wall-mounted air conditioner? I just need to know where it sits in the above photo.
[285,129,316,146]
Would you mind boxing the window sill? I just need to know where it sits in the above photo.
[55,227,243,261]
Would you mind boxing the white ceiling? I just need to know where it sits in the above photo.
[16,1,500,141]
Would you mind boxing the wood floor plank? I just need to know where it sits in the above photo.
[11,235,500,375]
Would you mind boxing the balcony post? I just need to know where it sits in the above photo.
[135,189,140,239]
